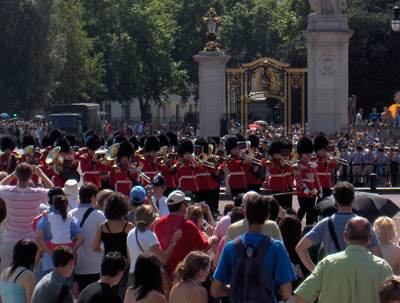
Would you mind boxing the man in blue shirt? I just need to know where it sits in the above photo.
[211,195,296,302]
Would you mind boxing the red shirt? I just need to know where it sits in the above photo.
[152,215,209,277]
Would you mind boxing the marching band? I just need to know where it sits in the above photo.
[0,130,342,223]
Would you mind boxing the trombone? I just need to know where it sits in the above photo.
[327,150,349,166]
[196,153,216,169]
[241,148,263,165]
[129,157,151,184]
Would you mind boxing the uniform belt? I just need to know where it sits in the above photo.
[318,172,331,176]
[83,171,99,175]
[301,178,315,182]
[116,180,131,184]
[144,171,158,176]
[229,172,245,176]
[196,173,211,177]
[269,173,285,177]
[179,175,196,189]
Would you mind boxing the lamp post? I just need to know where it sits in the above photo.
[202,8,222,51]
[392,6,400,32]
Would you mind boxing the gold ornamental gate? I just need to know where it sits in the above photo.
[226,58,307,135]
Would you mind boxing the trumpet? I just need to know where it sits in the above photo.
[241,148,263,165]
[327,150,349,166]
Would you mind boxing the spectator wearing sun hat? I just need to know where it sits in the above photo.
[63,179,79,210]
[151,190,210,278]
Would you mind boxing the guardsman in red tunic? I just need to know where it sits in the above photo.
[158,134,177,195]
[0,136,19,185]
[108,141,135,197]
[220,135,251,200]
[313,134,338,202]
[79,134,102,189]
[50,138,80,188]
[176,139,201,193]
[141,136,169,187]
[21,134,41,185]
[193,137,222,215]
[245,134,265,193]
[292,136,323,225]
[265,139,293,208]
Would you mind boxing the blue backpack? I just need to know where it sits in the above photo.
[229,235,274,303]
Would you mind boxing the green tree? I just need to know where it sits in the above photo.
[51,0,105,104]
[0,0,54,116]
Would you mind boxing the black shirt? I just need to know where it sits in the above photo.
[77,282,122,303]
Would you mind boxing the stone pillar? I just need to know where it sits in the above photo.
[303,13,353,135]
[194,51,230,137]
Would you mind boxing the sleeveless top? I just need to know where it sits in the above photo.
[101,221,129,256]
[0,268,30,303]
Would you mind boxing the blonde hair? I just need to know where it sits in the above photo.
[134,205,154,232]
[97,189,113,209]
[174,251,210,282]
[373,216,397,246]
[185,205,203,225]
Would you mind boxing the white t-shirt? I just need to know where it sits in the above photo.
[152,196,169,217]
[69,205,105,275]
[127,228,159,272]
[47,213,73,244]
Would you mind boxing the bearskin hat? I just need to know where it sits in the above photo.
[0,136,16,152]
[129,136,139,152]
[313,134,329,152]
[117,141,134,160]
[194,137,209,155]
[268,139,283,155]
[166,130,178,147]
[139,135,148,149]
[225,135,238,155]
[281,139,293,152]
[49,128,63,142]
[21,134,36,149]
[158,134,170,149]
[247,134,260,148]
[297,136,313,155]
[236,133,246,142]
[85,134,101,151]
[55,138,70,154]
[65,133,77,147]
[41,135,53,148]
[179,139,194,157]
[208,135,220,146]
[113,134,128,144]
[144,136,160,153]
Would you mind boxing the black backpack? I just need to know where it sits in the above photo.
[229,235,274,303]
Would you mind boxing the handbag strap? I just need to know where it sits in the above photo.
[328,216,341,251]
[80,207,94,227]
[135,228,145,252]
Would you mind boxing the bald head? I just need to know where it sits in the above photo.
[242,191,260,207]
[344,217,372,246]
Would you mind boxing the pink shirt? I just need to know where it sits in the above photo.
[0,185,49,242]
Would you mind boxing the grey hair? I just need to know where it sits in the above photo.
[242,191,260,207]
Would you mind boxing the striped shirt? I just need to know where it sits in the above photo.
[0,185,49,242]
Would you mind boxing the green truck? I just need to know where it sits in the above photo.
[49,103,101,137]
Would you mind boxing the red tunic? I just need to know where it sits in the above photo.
[176,161,201,192]
[220,156,251,190]
[79,153,101,188]
[196,165,219,191]
[313,155,337,189]
[245,156,265,185]
[265,159,293,192]
[141,156,168,187]
[292,159,322,198]
[108,163,132,197]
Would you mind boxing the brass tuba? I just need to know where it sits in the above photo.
[105,143,120,162]
[45,146,64,174]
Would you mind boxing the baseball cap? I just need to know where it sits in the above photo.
[152,174,166,188]
[167,190,191,205]
[130,185,146,205]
